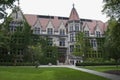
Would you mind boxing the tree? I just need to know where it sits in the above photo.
[26,35,46,62]
[28,35,58,65]
[8,21,32,65]
[104,18,120,63]
[102,0,120,21]
[74,32,85,56]
[0,17,12,51]
[0,0,17,19]
[73,32,92,61]
[102,0,120,66]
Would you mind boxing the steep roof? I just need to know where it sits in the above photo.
[69,6,79,20]
[81,19,106,34]
[24,14,37,26]
[24,14,106,33]
[24,14,68,31]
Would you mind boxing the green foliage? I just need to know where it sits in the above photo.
[0,16,33,65]
[0,0,17,19]
[104,18,120,62]
[73,32,85,56]
[28,35,58,64]
[0,17,12,51]
[74,32,92,59]
[102,0,120,20]
[76,62,120,66]
[85,58,104,63]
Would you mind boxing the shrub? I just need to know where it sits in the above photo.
[76,62,120,66]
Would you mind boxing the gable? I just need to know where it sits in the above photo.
[94,22,102,33]
[33,19,41,28]
[47,20,54,28]
[59,22,66,29]
[84,23,89,31]
[10,7,24,21]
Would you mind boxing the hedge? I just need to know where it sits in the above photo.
[0,62,35,66]
[76,62,120,66]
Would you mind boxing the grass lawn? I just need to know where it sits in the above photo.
[81,66,120,72]
[0,66,109,80]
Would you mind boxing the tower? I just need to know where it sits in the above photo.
[67,4,82,65]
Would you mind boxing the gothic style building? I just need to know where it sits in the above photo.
[1,5,107,65]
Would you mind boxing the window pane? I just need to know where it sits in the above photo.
[84,31,89,37]
[59,38,65,46]
[91,39,96,47]
[75,24,79,31]
[70,45,74,52]
[47,28,53,34]
[48,38,53,46]
[60,29,65,35]
[70,24,73,31]
[96,31,100,37]
[70,33,74,42]
[34,27,40,34]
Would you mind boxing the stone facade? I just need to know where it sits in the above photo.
[8,6,107,65]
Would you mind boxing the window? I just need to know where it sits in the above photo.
[9,26,17,32]
[47,28,53,34]
[18,49,23,55]
[70,45,74,52]
[47,50,52,57]
[60,29,65,35]
[75,45,80,52]
[70,33,74,42]
[84,31,89,37]
[91,39,97,47]
[9,21,23,32]
[47,38,53,46]
[59,38,65,46]
[70,24,73,31]
[33,27,40,34]
[75,24,79,31]
[96,31,100,37]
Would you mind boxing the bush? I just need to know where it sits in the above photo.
[0,62,34,66]
[84,58,104,63]
[76,62,120,66]
[39,58,57,65]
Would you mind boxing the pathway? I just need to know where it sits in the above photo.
[39,65,120,80]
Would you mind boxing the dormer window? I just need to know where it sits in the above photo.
[47,28,53,34]
[60,29,65,35]
[33,27,40,34]
[96,31,100,37]
[84,31,89,37]
[75,24,79,31]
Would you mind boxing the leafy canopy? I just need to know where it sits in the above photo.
[102,0,120,20]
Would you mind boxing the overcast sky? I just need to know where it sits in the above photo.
[17,0,108,22]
